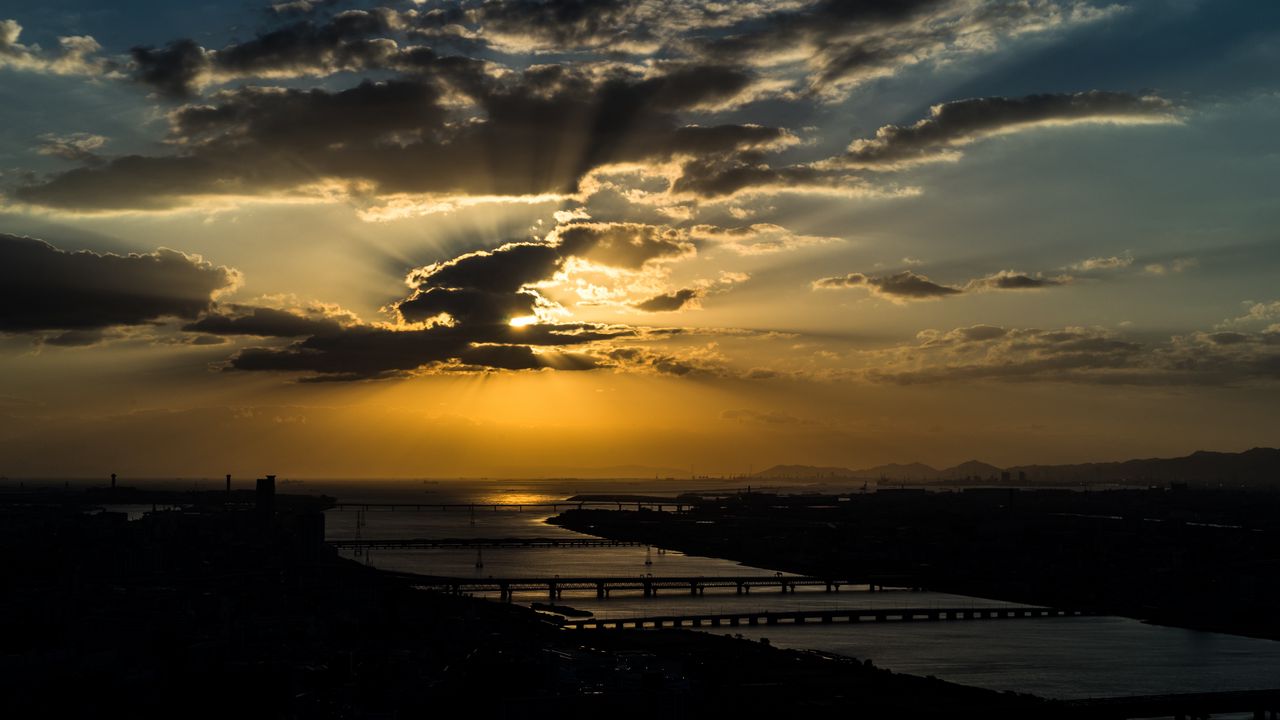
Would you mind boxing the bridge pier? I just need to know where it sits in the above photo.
[596,583,605,599]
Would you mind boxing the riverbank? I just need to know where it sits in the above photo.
[547,488,1280,642]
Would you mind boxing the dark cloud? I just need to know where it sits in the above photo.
[130,10,407,97]
[17,64,781,210]
[183,305,347,337]
[817,265,1074,301]
[456,344,601,372]
[398,222,690,321]
[226,321,625,380]
[699,0,943,63]
[42,328,109,347]
[437,0,643,52]
[1203,331,1250,346]
[270,0,342,18]
[671,152,852,198]
[671,90,1175,198]
[983,274,1055,290]
[844,92,1176,167]
[966,271,1068,291]
[0,234,238,334]
[394,225,691,326]
[553,222,693,268]
[813,270,961,300]
[223,221,699,380]
[601,346,714,377]
[397,288,544,326]
[35,132,107,165]
[406,242,563,295]
[634,288,701,312]
[130,39,211,98]
[693,0,1115,97]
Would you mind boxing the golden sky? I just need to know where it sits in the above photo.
[1,0,1278,477]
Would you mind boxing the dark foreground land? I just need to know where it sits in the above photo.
[0,488,1061,719]
[552,486,1280,640]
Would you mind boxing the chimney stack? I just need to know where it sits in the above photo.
[110,473,117,490]
[225,473,232,495]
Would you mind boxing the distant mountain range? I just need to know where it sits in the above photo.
[754,448,1280,485]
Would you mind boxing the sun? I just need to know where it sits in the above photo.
[508,315,538,327]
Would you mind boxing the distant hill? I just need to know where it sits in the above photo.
[1008,448,1280,485]
[754,448,1280,485]
[938,460,1003,480]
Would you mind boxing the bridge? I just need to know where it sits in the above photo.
[560,605,1085,629]
[1064,689,1280,719]
[332,500,692,512]
[398,573,919,600]
[330,537,646,549]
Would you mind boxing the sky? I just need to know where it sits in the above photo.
[1,0,1278,478]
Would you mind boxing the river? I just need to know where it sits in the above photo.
[318,479,1280,701]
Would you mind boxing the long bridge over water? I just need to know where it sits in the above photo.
[559,605,1086,629]
[396,573,921,600]
[332,500,693,512]
[331,537,646,549]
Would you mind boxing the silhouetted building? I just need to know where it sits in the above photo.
[256,475,276,518]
